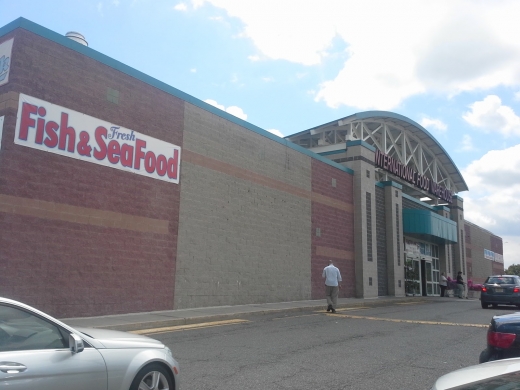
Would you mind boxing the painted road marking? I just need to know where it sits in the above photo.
[336,307,369,311]
[130,319,250,335]
[328,313,488,328]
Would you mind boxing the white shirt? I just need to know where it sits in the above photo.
[323,264,342,286]
[440,275,448,286]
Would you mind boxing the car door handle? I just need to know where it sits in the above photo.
[0,362,28,373]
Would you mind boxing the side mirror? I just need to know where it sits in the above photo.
[69,333,84,354]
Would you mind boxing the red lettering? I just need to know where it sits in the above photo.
[35,118,45,144]
[134,139,146,169]
[120,144,134,167]
[145,151,156,173]
[167,149,179,180]
[93,126,108,160]
[156,155,167,176]
[43,121,59,148]
[58,113,76,152]
[18,103,37,140]
[107,140,120,164]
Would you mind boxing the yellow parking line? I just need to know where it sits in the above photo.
[130,319,250,335]
[328,313,488,328]
[336,307,369,311]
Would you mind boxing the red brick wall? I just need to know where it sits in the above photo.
[0,29,183,317]
[311,160,355,299]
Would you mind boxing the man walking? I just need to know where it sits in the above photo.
[323,260,342,313]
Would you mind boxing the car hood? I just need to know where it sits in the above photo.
[432,358,520,389]
[74,326,165,349]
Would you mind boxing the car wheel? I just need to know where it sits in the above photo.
[479,349,492,363]
[481,301,489,309]
[492,304,498,308]
[130,363,173,390]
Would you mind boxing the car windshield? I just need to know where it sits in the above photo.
[486,277,517,285]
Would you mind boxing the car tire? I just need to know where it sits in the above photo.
[479,349,491,363]
[481,301,489,309]
[130,363,173,390]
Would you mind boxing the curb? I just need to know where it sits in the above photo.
[85,296,429,332]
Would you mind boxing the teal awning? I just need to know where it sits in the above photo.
[402,209,458,243]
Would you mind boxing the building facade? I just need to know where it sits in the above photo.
[0,18,503,318]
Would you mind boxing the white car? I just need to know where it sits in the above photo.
[0,297,179,390]
[432,357,520,389]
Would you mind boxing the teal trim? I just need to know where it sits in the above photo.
[380,181,402,189]
[433,205,450,213]
[375,182,384,188]
[0,18,354,176]
[403,209,458,243]
[346,140,376,152]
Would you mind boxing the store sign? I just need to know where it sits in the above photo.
[405,240,420,255]
[375,149,453,203]
[14,94,181,184]
[484,249,504,263]
[0,38,13,87]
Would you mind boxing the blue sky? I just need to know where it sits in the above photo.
[3,0,520,268]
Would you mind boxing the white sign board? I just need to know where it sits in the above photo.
[0,38,13,87]
[15,94,181,183]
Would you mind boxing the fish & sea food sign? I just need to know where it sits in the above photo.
[15,94,181,184]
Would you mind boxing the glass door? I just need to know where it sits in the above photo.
[405,256,421,296]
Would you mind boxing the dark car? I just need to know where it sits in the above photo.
[479,312,520,363]
[480,275,520,309]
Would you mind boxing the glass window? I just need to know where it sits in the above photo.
[0,304,69,352]
[486,277,517,285]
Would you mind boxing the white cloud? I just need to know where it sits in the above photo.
[97,2,104,16]
[462,145,520,255]
[420,118,447,132]
[248,55,260,62]
[225,106,247,120]
[459,134,475,152]
[463,95,520,137]
[266,129,284,137]
[262,77,274,82]
[174,3,188,11]
[112,0,120,5]
[190,68,197,73]
[204,99,248,120]
[192,0,520,110]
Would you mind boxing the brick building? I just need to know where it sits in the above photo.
[0,18,503,317]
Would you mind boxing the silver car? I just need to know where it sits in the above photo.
[431,357,520,389]
[0,297,179,390]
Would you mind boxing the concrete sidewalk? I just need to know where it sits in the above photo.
[60,296,431,332]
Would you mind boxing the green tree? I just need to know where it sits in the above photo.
[505,264,520,276]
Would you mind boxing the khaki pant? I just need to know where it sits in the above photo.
[326,285,339,309]
[457,284,465,298]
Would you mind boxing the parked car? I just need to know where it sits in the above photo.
[0,297,179,390]
[480,275,520,309]
[431,357,520,389]
[479,312,520,363]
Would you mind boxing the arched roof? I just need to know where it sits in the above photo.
[286,111,468,193]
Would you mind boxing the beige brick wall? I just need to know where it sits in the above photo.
[175,104,313,308]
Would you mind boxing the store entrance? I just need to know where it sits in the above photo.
[405,240,440,296]
[420,257,440,296]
